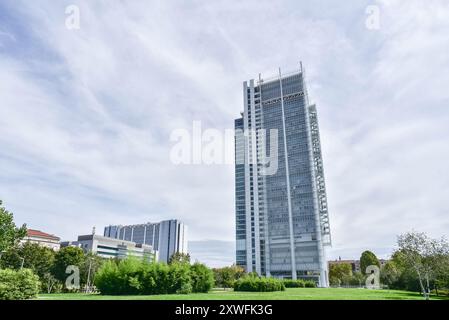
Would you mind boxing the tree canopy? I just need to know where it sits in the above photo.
[360,250,380,274]
[379,231,449,298]
[0,242,55,278]
[213,265,245,288]
[329,263,352,286]
[168,252,191,265]
[0,200,27,252]
[52,246,85,282]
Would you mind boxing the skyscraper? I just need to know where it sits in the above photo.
[104,219,188,263]
[234,64,331,286]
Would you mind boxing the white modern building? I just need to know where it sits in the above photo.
[104,219,188,263]
[61,234,157,262]
[235,65,332,286]
[21,229,61,251]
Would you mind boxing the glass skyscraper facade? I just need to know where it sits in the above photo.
[234,66,331,286]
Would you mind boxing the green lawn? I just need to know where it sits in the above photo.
[37,288,449,300]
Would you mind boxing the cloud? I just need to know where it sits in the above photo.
[0,0,448,267]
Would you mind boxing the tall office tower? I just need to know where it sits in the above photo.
[234,64,331,286]
[104,219,188,263]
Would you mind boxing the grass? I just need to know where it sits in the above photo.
[37,288,449,300]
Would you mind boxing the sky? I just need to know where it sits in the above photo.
[1,0,448,267]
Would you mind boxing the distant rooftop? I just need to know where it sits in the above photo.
[250,63,305,85]
[27,229,60,241]
[258,69,303,84]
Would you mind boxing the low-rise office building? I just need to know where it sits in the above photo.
[104,219,187,263]
[61,234,158,262]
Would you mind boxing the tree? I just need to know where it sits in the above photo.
[0,200,27,252]
[387,250,422,292]
[360,251,380,275]
[396,231,449,299]
[167,262,192,294]
[52,246,85,284]
[42,272,61,294]
[0,242,55,278]
[329,263,352,286]
[380,260,400,288]
[80,252,104,291]
[168,252,191,265]
[434,254,449,290]
[349,272,366,287]
[213,265,245,289]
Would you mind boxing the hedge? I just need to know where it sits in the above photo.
[94,258,214,295]
[234,276,285,292]
[0,268,41,300]
[283,279,305,288]
[283,279,317,288]
[304,280,316,288]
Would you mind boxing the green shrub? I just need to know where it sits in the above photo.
[191,263,215,293]
[234,275,285,292]
[167,262,192,294]
[0,268,41,300]
[283,279,306,288]
[95,258,146,295]
[304,280,317,288]
[177,282,193,294]
[95,258,215,296]
[140,262,170,295]
[435,289,449,296]
[94,260,121,295]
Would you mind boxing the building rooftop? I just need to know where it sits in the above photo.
[27,229,60,241]
[77,234,152,248]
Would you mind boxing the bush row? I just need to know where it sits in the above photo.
[0,269,41,300]
[234,276,285,292]
[94,258,214,295]
[283,279,317,288]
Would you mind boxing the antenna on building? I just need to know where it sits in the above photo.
[92,226,96,235]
